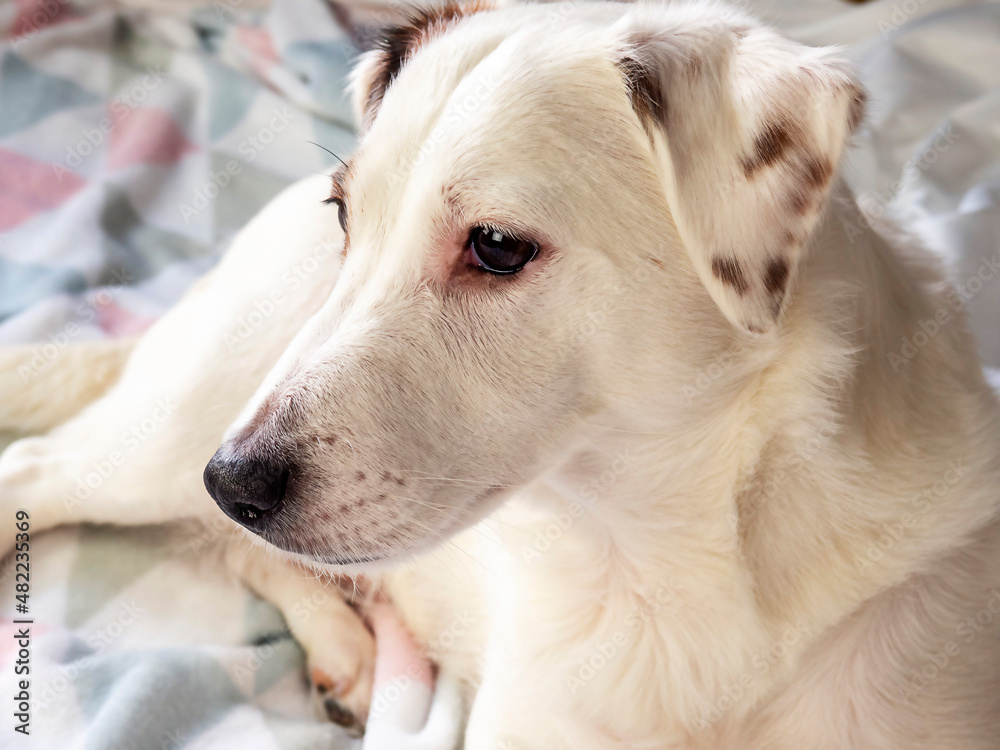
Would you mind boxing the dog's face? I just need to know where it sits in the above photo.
[204,1,864,566]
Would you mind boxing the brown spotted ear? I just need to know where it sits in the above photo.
[616,8,865,334]
[329,0,419,51]
[342,1,494,131]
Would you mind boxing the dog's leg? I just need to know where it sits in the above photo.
[0,419,209,556]
[0,338,139,538]
[0,338,136,435]
[225,536,375,735]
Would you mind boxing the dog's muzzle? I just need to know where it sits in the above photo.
[203,448,291,531]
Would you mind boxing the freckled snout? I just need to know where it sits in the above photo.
[204,448,292,531]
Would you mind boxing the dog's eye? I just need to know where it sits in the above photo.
[335,200,348,233]
[325,197,348,233]
[469,227,537,274]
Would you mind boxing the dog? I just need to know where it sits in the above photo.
[3,1,1000,747]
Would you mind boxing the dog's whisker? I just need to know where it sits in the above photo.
[401,472,517,488]
[400,496,450,512]
[580,436,616,459]
[587,423,683,436]
[305,140,348,168]
[207,402,242,412]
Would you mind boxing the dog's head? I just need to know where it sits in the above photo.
[204,1,864,567]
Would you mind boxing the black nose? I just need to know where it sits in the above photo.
[204,448,291,530]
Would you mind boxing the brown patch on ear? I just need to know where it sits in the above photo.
[684,51,705,78]
[803,157,833,189]
[618,55,667,136]
[363,1,493,126]
[784,153,834,217]
[742,122,793,177]
[789,188,814,215]
[763,257,790,297]
[711,256,749,296]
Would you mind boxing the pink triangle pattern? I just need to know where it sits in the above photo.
[237,26,279,78]
[0,148,86,232]
[97,300,158,338]
[106,107,197,172]
[9,0,77,39]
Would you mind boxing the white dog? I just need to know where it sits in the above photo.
[3,1,1000,747]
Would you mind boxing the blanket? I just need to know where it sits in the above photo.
[1,0,1000,748]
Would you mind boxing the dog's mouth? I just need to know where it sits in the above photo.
[254,523,385,566]
[246,483,508,569]
[282,546,384,568]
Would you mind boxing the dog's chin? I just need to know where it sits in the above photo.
[256,484,511,573]
[251,515,450,573]
[279,547,407,576]
[254,529,393,570]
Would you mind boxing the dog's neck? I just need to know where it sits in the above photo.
[503,183,1000,738]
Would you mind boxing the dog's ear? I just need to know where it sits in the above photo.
[329,1,418,52]
[340,1,494,131]
[615,9,865,334]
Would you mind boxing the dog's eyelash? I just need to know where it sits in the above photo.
[478,221,528,243]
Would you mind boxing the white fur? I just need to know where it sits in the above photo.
[3,2,1000,748]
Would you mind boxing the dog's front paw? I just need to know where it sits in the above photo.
[0,437,49,490]
[308,632,375,737]
[0,437,53,557]
[223,540,377,735]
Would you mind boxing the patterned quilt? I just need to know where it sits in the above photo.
[0,0,356,345]
[1,0,1000,748]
